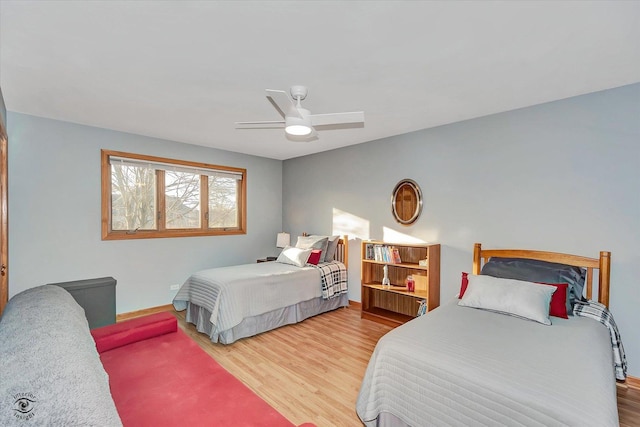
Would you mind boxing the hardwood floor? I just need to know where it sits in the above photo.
[174,306,640,426]
[619,385,640,427]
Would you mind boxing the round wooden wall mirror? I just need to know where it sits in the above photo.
[391,179,423,225]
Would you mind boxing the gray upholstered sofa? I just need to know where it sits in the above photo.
[0,285,122,426]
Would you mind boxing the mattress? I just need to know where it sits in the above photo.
[356,299,619,426]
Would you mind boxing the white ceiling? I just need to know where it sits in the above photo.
[1,1,639,160]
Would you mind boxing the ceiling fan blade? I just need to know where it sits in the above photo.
[266,89,302,119]
[235,120,285,129]
[310,111,365,126]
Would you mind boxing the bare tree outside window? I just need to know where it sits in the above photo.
[209,176,238,228]
[111,164,156,230]
[102,150,246,240]
[165,171,201,229]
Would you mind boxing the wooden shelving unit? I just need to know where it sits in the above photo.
[361,241,440,326]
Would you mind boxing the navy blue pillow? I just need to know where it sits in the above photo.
[480,257,586,315]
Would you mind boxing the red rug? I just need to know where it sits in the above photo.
[94,313,311,427]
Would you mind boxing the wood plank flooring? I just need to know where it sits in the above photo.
[619,385,640,427]
[173,306,640,426]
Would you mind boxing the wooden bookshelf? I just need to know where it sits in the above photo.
[361,241,440,326]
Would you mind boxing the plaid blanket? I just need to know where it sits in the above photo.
[313,261,348,299]
[573,300,627,381]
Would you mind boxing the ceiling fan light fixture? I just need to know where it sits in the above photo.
[285,124,312,136]
[285,115,312,136]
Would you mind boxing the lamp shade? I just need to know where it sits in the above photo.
[276,232,290,248]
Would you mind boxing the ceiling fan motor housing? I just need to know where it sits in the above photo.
[290,85,308,101]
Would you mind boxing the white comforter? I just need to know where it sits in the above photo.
[173,262,321,335]
[356,299,619,426]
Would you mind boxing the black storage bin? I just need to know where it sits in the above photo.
[49,277,117,329]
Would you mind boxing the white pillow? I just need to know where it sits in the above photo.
[276,246,312,268]
[458,274,557,325]
[295,236,329,259]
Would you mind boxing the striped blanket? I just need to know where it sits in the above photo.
[573,300,627,381]
[313,262,348,299]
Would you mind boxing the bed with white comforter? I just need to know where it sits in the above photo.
[173,260,348,344]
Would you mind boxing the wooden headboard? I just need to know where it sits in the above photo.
[334,236,349,268]
[472,243,611,307]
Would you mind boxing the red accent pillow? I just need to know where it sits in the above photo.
[540,282,569,319]
[459,272,469,298]
[307,249,322,265]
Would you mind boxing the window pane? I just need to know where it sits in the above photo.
[165,171,201,229]
[208,176,238,228]
[111,164,157,230]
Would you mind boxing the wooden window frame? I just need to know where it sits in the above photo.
[101,149,246,240]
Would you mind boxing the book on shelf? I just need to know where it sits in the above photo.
[374,244,383,261]
[391,247,402,264]
[366,243,402,264]
[364,243,375,260]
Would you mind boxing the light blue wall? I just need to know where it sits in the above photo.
[7,113,284,313]
[283,83,640,376]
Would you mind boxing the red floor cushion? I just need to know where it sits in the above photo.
[96,313,305,427]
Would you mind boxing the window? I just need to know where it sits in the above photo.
[101,150,246,240]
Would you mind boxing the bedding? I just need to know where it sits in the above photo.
[295,235,329,257]
[459,272,570,319]
[480,256,586,312]
[306,249,323,265]
[307,234,341,262]
[574,299,627,380]
[458,274,557,325]
[277,245,314,267]
[173,260,347,344]
[356,299,619,427]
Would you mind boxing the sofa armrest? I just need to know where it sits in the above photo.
[91,311,177,353]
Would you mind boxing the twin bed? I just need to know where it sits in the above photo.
[173,236,348,344]
[356,243,623,426]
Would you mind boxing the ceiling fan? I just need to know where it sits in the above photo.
[235,85,364,139]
